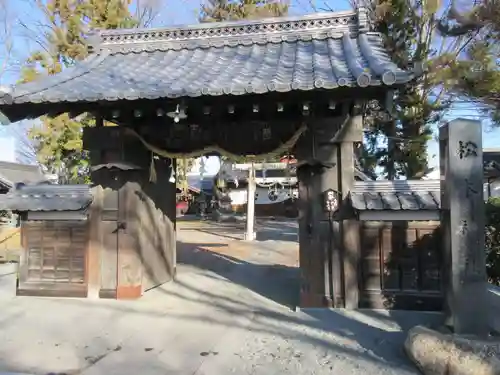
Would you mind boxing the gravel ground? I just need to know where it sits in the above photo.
[0,222,442,375]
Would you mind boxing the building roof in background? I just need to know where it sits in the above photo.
[186,176,214,194]
[0,8,421,122]
[0,184,92,211]
[350,180,441,211]
[421,150,500,181]
[0,161,46,189]
[483,149,500,179]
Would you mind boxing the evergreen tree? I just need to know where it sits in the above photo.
[200,0,289,22]
[20,0,149,183]
[354,0,456,179]
[437,0,500,125]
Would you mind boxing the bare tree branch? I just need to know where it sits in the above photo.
[0,0,15,84]
[134,0,166,27]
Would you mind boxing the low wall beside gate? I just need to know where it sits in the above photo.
[487,284,500,333]
[357,220,443,311]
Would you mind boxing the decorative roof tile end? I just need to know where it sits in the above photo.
[357,7,370,32]
[87,30,102,54]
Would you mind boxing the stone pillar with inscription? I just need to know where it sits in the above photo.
[439,118,489,336]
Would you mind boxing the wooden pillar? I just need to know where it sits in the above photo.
[321,148,343,307]
[87,185,103,299]
[83,125,177,299]
[245,162,256,241]
[295,102,363,309]
[439,119,489,335]
[86,115,104,299]
[340,110,362,309]
[297,163,330,307]
[341,143,360,309]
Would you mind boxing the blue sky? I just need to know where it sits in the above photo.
[0,0,498,173]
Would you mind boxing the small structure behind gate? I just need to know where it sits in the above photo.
[10,184,91,297]
[0,181,175,299]
[348,180,442,311]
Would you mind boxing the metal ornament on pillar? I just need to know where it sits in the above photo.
[323,188,340,213]
[169,160,176,183]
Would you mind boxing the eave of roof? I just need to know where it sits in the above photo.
[0,161,46,189]
[350,180,441,211]
[0,184,93,212]
[0,7,422,123]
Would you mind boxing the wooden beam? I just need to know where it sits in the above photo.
[340,141,359,309]
[86,185,104,299]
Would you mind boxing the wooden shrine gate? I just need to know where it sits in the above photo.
[0,7,421,308]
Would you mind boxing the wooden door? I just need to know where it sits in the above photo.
[99,189,120,298]
[358,222,443,311]
[18,221,88,297]
[99,186,142,299]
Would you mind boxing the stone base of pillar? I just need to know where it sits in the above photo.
[244,231,256,241]
[300,291,333,308]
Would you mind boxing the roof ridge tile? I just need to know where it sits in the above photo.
[91,8,368,54]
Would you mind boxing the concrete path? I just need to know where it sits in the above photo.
[0,221,442,375]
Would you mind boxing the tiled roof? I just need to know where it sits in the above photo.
[0,8,419,115]
[0,184,93,212]
[483,149,500,178]
[0,161,46,189]
[187,176,214,194]
[350,180,441,211]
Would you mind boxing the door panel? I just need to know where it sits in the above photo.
[18,221,88,297]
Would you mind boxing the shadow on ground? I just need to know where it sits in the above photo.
[0,228,443,375]
[32,268,441,375]
[176,241,300,309]
[178,218,298,242]
[173,240,440,371]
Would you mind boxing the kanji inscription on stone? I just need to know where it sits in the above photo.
[457,220,468,236]
[457,140,478,159]
[464,178,478,198]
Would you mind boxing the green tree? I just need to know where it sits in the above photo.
[485,197,500,285]
[0,0,14,83]
[20,0,155,183]
[176,158,195,194]
[351,0,460,179]
[437,0,500,125]
[199,0,289,22]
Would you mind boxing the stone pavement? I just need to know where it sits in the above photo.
[0,221,442,375]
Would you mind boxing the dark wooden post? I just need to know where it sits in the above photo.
[340,108,363,309]
[439,118,489,335]
[296,101,363,309]
[87,185,103,299]
[320,145,341,307]
[86,115,104,299]
[296,123,338,308]
[83,125,177,298]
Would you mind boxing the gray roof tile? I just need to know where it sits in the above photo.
[414,191,440,210]
[0,184,93,212]
[483,149,500,178]
[364,192,384,210]
[350,180,440,211]
[381,192,402,210]
[398,192,420,210]
[349,192,366,210]
[0,8,419,112]
[0,161,46,189]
